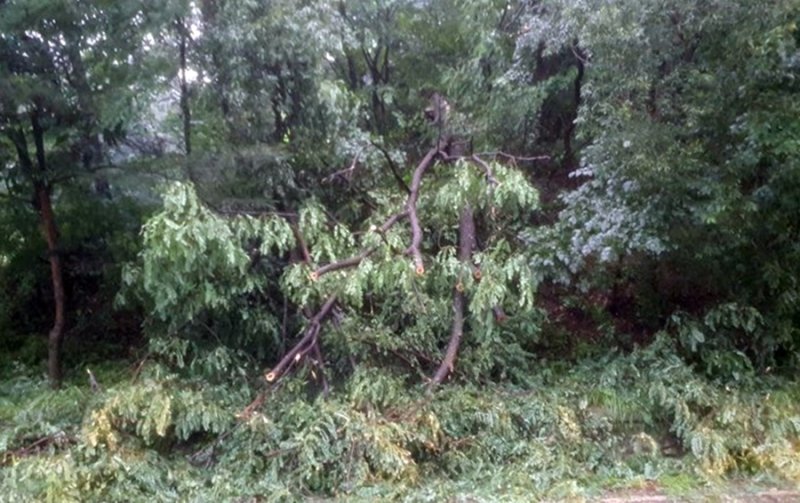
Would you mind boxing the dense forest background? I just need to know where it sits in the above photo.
[1,0,800,500]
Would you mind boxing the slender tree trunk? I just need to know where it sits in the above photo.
[34,181,66,388]
[65,42,102,167]
[29,111,66,388]
[562,46,584,170]
[432,205,476,385]
[177,16,192,155]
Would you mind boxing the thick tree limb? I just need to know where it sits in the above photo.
[406,146,440,275]
[265,295,337,384]
[431,205,476,386]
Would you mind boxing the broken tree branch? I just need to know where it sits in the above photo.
[265,295,338,384]
[406,146,440,275]
[431,204,476,386]
[268,146,440,384]
[264,145,445,387]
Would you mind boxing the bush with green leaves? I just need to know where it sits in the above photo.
[120,182,295,361]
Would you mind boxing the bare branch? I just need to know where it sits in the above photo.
[378,209,408,233]
[370,140,411,194]
[313,248,375,279]
[475,151,551,163]
[212,209,298,218]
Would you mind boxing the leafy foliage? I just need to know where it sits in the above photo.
[4,341,800,500]
[123,158,540,383]
[520,0,800,370]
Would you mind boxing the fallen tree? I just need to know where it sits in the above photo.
[124,135,542,391]
[261,138,541,388]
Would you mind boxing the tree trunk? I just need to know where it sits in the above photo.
[562,46,584,170]
[431,205,476,385]
[29,110,67,388]
[177,16,192,155]
[35,181,66,388]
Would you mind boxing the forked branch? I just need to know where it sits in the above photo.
[267,148,440,386]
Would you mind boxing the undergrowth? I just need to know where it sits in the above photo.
[2,336,800,502]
